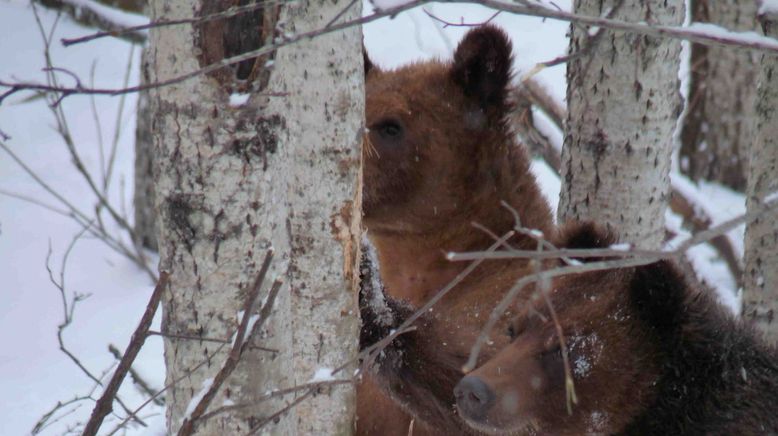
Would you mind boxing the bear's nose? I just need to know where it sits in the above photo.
[455,375,495,420]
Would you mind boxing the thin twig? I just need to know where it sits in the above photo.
[463,197,778,370]
[7,0,778,105]
[107,344,164,406]
[81,272,169,436]
[146,330,278,353]
[106,343,227,436]
[177,250,280,436]
[336,232,514,376]
[535,0,625,69]
[246,389,316,436]
[198,379,352,422]
[60,0,292,46]
[33,0,146,44]
[423,9,501,27]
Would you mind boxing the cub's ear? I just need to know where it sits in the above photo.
[451,24,513,109]
[364,48,375,76]
[630,261,687,339]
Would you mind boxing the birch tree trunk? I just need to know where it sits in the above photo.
[742,5,778,343]
[133,45,158,252]
[679,0,758,191]
[149,0,364,433]
[558,0,684,249]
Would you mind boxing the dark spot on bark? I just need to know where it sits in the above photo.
[634,80,643,100]
[165,193,199,253]
[229,114,283,170]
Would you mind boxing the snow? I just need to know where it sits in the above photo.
[229,92,250,107]
[309,367,336,383]
[684,22,778,50]
[609,243,632,252]
[529,158,561,218]
[183,377,214,421]
[761,0,778,15]
[65,0,148,29]
[0,0,752,433]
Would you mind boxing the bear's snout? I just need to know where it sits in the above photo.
[455,375,496,421]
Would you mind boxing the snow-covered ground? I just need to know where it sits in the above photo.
[0,0,742,434]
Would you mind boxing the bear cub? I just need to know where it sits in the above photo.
[456,223,778,435]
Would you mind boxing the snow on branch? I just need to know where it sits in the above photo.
[5,0,778,106]
[33,0,147,44]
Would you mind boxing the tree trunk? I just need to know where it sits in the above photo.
[742,5,778,343]
[679,0,758,191]
[149,0,363,433]
[133,45,158,252]
[559,0,684,249]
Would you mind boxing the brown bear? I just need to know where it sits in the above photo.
[455,223,778,435]
[358,25,555,435]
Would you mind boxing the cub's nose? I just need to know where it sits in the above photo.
[455,375,495,420]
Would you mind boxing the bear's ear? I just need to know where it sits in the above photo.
[451,24,513,109]
[630,261,687,339]
[364,48,375,76]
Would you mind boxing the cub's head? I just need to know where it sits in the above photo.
[363,25,514,234]
[454,224,663,435]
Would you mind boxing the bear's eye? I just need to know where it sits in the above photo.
[506,324,518,340]
[540,345,563,363]
[377,121,403,139]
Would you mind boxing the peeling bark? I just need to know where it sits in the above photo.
[150,0,363,433]
[559,0,684,249]
[742,6,778,343]
[680,0,759,191]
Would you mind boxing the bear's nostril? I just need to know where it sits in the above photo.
[455,376,495,420]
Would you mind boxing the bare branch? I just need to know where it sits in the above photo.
[198,379,352,423]
[82,272,169,436]
[422,9,501,27]
[60,0,290,46]
[463,197,778,370]
[178,250,282,436]
[33,0,146,44]
[6,0,778,105]
[107,344,164,406]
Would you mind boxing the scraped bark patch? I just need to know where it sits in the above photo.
[330,201,358,282]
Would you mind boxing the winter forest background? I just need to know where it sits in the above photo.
[0,0,775,434]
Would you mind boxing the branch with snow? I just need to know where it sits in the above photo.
[33,0,147,44]
[5,0,778,106]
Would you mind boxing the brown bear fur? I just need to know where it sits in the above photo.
[457,223,778,435]
[358,25,555,435]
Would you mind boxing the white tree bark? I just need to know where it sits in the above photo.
[742,5,778,343]
[149,0,363,433]
[679,0,759,191]
[559,0,684,249]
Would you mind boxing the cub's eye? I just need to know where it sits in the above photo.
[541,346,563,363]
[506,316,528,340]
[377,121,402,139]
[506,324,518,340]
